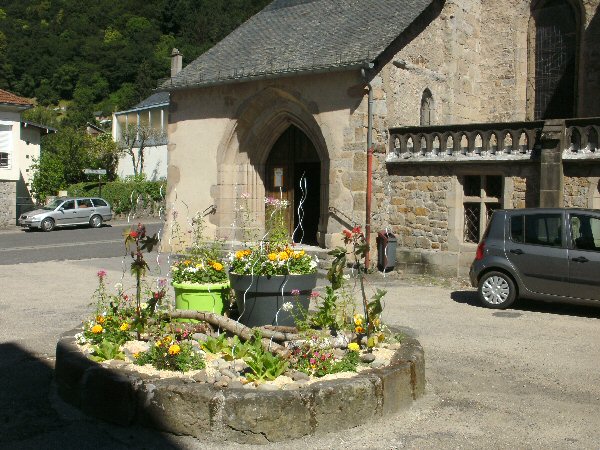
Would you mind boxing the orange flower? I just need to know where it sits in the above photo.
[91,324,103,334]
[95,315,105,324]
[355,326,365,334]
[212,262,224,271]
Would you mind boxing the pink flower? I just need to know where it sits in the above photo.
[309,358,316,365]
[310,291,320,298]
[291,289,300,296]
[97,270,107,279]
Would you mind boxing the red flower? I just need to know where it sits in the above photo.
[130,231,139,238]
[343,229,352,239]
[352,226,362,234]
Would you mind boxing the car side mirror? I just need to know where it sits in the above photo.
[59,207,64,212]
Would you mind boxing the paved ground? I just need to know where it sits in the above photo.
[1,257,599,449]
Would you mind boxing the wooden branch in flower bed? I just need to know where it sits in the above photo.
[167,310,291,358]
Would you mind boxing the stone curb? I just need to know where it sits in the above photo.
[55,329,425,444]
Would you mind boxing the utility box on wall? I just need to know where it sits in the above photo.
[376,231,396,272]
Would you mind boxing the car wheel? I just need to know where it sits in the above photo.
[89,215,103,228]
[478,271,517,309]
[41,218,55,232]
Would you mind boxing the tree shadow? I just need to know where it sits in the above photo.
[0,342,181,449]
[451,290,600,319]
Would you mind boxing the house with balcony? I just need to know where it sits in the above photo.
[112,91,169,180]
[160,0,600,275]
[0,89,55,227]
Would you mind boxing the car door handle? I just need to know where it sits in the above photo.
[510,249,523,255]
[572,256,589,263]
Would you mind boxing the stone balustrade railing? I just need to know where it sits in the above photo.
[387,117,600,163]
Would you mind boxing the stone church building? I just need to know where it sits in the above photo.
[162,0,600,276]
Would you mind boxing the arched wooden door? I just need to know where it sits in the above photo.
[265,126,320,245]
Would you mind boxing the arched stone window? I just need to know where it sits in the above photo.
[528,0,580,120]
[420,89,433,126]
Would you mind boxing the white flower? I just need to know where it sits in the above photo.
[282,302,294,312]
[309,261,317,269]
[114,282,123,290]
[343,274,350,280]
[75,332,87,344]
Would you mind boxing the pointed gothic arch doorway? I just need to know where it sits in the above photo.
[265,125,321,245]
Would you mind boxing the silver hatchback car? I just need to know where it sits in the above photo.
[19,197,113,231]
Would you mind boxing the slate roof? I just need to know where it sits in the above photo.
[164,0,435,90]
[114,91,169,115]
[0,89,32,107]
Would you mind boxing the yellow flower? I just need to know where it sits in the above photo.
[294,250,306,259]
[168,344,181,355]
[212,262,223,271]
[353,313,363,326]
[268,253,277,261]
[133,352,140,359]
[163,336,172,344]
[155,341,162,347]
[348,343,360,352]
[95,315,105,324]
[355,326,365,334]
[196,263,204,269]
[235,250,245,259]
[91,324,103,334]
[119,323,130,331]
[278,251,288,260]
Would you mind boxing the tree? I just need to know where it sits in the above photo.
[118,124,165,178]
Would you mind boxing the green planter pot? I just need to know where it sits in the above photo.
[172,281,230,322]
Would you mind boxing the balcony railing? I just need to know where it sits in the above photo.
[387,118,600,163]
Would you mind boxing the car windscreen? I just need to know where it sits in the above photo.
[43,199,64,210]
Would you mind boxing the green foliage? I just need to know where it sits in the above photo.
[68,180,165,215]
[135,337,205,373]
[0,0,272,110]
[200,333,229,354]
[291,339,359,378]
[89,340,125,362]
[310,286,339,330]
[243,332,288,383]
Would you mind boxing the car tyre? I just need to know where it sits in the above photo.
[89,215,103,228]
[41,218,55,232]
[478,271,517,309]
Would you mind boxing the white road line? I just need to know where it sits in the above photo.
[0,239,122,252]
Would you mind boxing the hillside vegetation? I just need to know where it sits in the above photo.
[0,0,270,126]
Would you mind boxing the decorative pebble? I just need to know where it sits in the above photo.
[332,348,346,359]
[360,353,376,363]
[192,370,209,383]
[257,383,279,391]
[387,343,401,350]
[228,380,244,389]
[371,360,386,369]
[290,370,310,381]
[192,333,209,342]
[220,369,238,379]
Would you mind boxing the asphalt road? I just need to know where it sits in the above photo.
[0,253,599,448]
[0,221,165,264]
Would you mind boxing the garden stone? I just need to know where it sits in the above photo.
[220,369,238,379]
[282,383,301,390]
[233,360,248,372]
[106,359,128,369]
[290,370,310,381]
[243,382,256,389]
[228,380,244,389]
[388,342,401,350]
[333,348,346,359]
[257,383,279,391]
[192,370,209,383]
[371,360,386,369]
[330,335,349,348]
[360,353,376,363]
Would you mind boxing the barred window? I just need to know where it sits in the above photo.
[0,125,11,168]
[463,175,503,243]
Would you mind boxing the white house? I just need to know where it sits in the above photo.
[112,91,169,181]
[0,89,55,227]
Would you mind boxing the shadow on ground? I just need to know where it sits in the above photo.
[0,342,182,450]
[451,290,600,319]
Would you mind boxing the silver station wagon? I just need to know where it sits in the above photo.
[470,208,600,309]
[19,197,113,231]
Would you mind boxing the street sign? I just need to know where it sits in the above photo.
[83,169,107,175]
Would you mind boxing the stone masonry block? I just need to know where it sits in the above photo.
[372,362,413,415]
[311,376,379,434]
[139,379,215,437]
[81,366,137,425]
[221,390,312,443]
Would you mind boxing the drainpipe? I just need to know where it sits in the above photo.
[361,64,374,270]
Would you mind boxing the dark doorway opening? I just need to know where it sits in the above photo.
[265,126,320,245]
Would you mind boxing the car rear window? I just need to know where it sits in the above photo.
[514,214,563,247]
[92,198,107,207]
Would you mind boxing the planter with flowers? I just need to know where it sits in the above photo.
[171,213,230,320]
[228,197,318,327]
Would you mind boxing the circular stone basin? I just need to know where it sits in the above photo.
[55,329,425,444]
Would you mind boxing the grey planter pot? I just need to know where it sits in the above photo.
[229,273,317,327]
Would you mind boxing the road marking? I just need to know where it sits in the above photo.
[0,239,123,252]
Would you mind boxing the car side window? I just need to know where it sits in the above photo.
[92,198,107,207]
[524,214,562,247]
[61,200,75,210]
[570,214,600,251]
[510,215,524,243]
[77,198,93,208]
